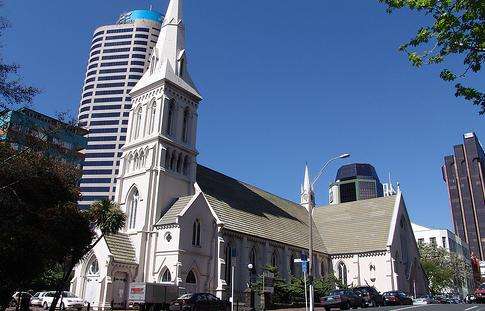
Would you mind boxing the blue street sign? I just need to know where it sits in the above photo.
[301,252,307,261]
[302,261,308,273]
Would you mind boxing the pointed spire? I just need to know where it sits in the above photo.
[130,0,201,99]
[163,0,183,25]
[303,164,311,192]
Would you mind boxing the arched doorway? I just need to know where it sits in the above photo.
[83,256,100,306]
[185,270,197,294]
[112,272,129,309]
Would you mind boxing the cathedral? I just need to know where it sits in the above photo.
[70,0,428,309]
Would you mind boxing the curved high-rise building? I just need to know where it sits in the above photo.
[77,10,163,209]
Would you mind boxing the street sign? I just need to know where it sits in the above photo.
[302,260,308,273]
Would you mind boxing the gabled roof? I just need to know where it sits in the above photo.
[104,233,137,264]
[156,195,194,226]
[195,165,327,253]
[313,195,397,254]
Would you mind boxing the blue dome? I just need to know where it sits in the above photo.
[118,10,163,24]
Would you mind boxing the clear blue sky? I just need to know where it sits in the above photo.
[3,0,483,230]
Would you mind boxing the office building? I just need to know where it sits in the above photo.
[442,132,485,260]
[0,108,87,165]
[77,10,163,208]
[329,163,384,204]
[412,223,473,295]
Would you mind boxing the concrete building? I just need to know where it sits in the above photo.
[77,9,163,209]
[442,132,485,260]
[70,1,428,308]
[0,108,87,165]
[412,223,473,295]
[329,163,384,205]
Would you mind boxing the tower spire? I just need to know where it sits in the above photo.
[300,164,315,211]
[130,0,201,99]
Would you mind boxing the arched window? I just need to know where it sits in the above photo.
[166,100,175,136]
[134,153,139,170]
[134,107,142,139]
[149,101,157,134]
[182,108,189,143]
[192,219,201,246]
[139,151,145,169]
[176,154,183,173]
[289,254,295,276]
[125,155,131,173]
[186,270,196,284]
[271,251,279,268]
[249,248,257,275]
[182,156,190,176]
[150,55,158,75]
[338,262,347,286]
[128,188,139,229]
[170,151,177,170]
[225,244,232,284]
[165,149,171,169]
[321,261,326,277]
[160,268,171,283]
[87,257,99,276]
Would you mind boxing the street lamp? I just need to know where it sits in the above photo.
[307,153,350,311]
[247,264,255,311]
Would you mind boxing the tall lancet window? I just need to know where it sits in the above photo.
[128,188,139,229]
[134,107,142,139]
[182,107,189,143]
[192,219,201,246]
[166,100,175,136]
[149,100,157,134]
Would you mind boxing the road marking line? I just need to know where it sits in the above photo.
[465,307,479,311]
[391,305,427,311]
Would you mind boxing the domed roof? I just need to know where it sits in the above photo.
[335,163,380,182]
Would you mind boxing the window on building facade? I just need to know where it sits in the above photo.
[128,188,139,229]
[192,219,201,246]
[250,248,257,275]
[87,258,99,276]
[418,238,424,245]
[225,244,232,284]
[271,251,278,268]
[430,237,437,246]
[338,262,347,286]
[134,107,142,139]
[442,236,447,248]
[149,101,156,134]
[289,254,295,276]
[186,271,196,284]
[182,108,189,143]
[166,100,175,136]
[161,269,171,283]
[320,261,325,277]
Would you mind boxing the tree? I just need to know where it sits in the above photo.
[418,243,471,294]
[0,15,39,112]
[0,143,88,310]
[379,0,485,114]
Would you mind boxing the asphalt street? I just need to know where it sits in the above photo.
[326,306,485,311]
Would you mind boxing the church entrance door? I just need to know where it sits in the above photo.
[112,272,129,309]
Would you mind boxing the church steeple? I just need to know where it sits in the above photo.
[300,164,315,211]
[131,0,201,99]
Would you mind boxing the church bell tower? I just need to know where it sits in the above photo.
[114,0,202,279]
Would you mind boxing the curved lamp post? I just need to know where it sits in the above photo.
[308,153,350,311]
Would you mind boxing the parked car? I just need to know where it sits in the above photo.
[10,292,32,308]
[475,283,485,303]
[321,289,363,310]
[31,292,48,307]
[353,286,384,307]
[382,291,413,306]
[413,294,435,305]
[168,293,229,311]
[42,291,84,310]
